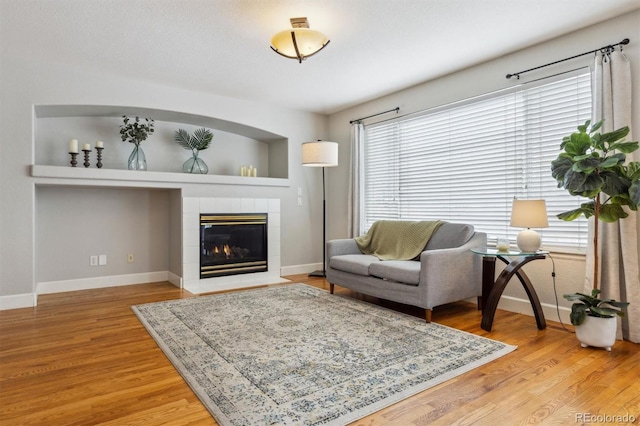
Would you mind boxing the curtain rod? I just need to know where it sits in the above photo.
[506,38,630,80]
[350,107,399,124]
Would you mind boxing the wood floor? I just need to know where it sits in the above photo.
[1,276,638,425]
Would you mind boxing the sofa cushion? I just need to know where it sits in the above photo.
[330,254,381,276]
[425,222,474,250]
[368,261,420,286]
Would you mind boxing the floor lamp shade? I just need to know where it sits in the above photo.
[302,141,338,167]
[510,199,548,252]
[302,140,338,277]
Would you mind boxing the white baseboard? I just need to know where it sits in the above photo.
[0,293,37,310]
[167,271,182,288]
[4,265,574,325]
[497,295,571,326]
[36,271,170,295]
[280,263,322,276]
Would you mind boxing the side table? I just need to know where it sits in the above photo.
[471,248,548,331]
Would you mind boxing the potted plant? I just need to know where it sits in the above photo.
[551,119,639,349]
[174,127,213,174]
[563,289,629,351]
[120,116,155,170]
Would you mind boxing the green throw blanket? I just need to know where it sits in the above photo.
[355,220,446,260]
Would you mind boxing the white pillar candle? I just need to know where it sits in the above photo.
[251,167,257,177]
[96,141,104,148]
[241,166,247,176]
[69,139,78,153]
[82,143,91,151]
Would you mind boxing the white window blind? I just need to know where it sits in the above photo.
[363,71,592,250]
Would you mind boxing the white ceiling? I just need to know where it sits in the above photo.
[2,0,639,115]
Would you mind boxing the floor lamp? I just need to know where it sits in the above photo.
[302,140,339,277]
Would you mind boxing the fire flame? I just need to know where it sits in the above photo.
[210,244,233,258]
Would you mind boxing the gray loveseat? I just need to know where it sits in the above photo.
[326,222,486,322]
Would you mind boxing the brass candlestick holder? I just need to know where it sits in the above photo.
[69,152,78,167]
[96,147,104,168]
[82,149,91,168]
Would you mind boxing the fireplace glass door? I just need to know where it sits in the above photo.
[200,213,268,278]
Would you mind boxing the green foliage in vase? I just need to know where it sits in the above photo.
[564,289,629,326]
[174,128,213,153]
[120,116,155,145]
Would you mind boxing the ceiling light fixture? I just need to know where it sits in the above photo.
[270,17,330,63]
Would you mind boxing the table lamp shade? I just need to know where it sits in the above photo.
[302,141,338,167]
[510,199,548,252]
[510,199,549,228]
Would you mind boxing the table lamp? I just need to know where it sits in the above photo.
[510,199,548,252]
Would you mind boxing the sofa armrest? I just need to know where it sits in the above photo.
[417,232,486,305]
[327,239,362,258]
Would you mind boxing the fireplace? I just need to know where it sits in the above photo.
[200,213,268,278]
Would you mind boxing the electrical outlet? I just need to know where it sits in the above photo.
[90,255,98,266]
[98,254,107,266]
[127,253,134,263]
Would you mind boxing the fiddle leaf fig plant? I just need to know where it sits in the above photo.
[551,119,640,290]
[551,120,640,222]
[564,289,629,326]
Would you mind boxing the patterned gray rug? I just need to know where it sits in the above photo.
[132,284,516,425]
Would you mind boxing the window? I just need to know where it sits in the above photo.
[363,71,592,251]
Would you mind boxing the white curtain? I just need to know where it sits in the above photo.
[587,48,640,342]
[348,122,364,238]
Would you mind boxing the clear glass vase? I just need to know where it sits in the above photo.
[183,151,208,174]
[128,144,147,171]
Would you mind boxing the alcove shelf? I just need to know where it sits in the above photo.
[31,165,289,188]
[33,104,290,181]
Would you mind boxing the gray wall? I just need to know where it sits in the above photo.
[36,187,172,281]
[327,11,640,315]
[0,45,329,302]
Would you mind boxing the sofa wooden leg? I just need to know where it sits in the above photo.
[329,283,334,294]
[425,309,432,323]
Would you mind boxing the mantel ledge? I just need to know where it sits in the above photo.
[31,165,289,188]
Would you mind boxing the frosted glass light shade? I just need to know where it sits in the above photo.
[271,17,329,63]
[301,141,338,167]
[510,199,548,252]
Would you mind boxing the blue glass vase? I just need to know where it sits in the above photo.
[127,144,147,171]
[183,151,208,174]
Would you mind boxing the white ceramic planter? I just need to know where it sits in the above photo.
[575,315,617,351]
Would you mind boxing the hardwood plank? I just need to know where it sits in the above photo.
[1,276,637,425]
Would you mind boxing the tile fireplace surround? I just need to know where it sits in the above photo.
[182,197,285,294]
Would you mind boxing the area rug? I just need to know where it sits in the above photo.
[132,284,516,425]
